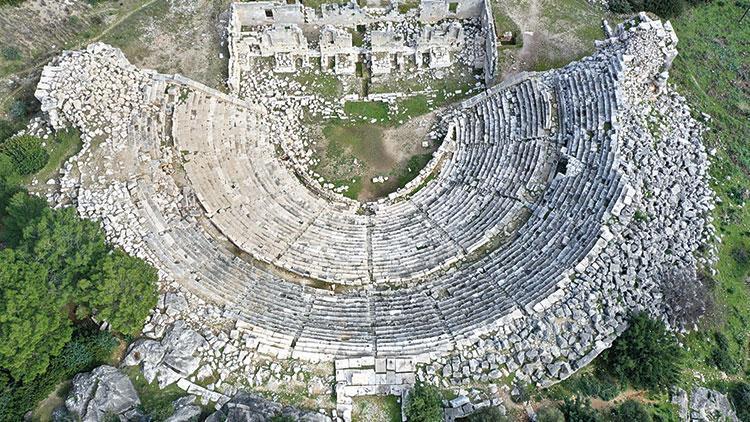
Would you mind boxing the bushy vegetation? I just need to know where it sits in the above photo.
[467,406,508,421]
[729,382,750,422]
[0,328,119,419]
[610,399,652,422]
[608,0,712,17]
[404,383,443,422]
[0,163,158,419]
[536,405,565,422]
[0,135,49,175]
[547,371,622,401]
[559,396,600,422]
[598,313,683,390]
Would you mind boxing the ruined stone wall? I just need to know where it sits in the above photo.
[480,0,497,84]
[233,1,304,26]
[419,0,484,22]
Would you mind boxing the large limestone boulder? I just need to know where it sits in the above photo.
[64,365,141,422]
[124,320,207,388]
[164,395,203,422]
[689,387,739,422]
[205,391,331,422]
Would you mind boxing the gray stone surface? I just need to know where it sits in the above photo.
[64,365,141,422]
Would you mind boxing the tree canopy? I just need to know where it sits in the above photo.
[87,249,158,335]
[0,249,72,382]
[598,313,683,390]
[21,206,108,297]
[0,185,158,386]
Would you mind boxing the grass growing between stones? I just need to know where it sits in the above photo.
[667,0,750,387]
[352,395,402,422]
[26,128,83,184]
[123,366,198,420]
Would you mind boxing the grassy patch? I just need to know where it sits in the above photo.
[352,395,402,422]
[344,101,390,121]
[124,366,192,420]
[491,2,521,37]
[393,95,430,121]
[299,0,349,9]
[322,122,389,167]
[545,370,622,401]
[99,0,171,63]
[294,61,342,99]
[667,0,750,384]
[398,0,420,14]
[393,153,432,190]
[333,176,363,200]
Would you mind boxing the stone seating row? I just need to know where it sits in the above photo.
[103,52,628,358]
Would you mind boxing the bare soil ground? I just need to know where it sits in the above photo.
[491,0,609,79]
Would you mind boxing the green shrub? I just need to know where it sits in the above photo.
[598,313,683,390]
[0,329,118,420]
[467,406,508,422]
[405,383,443,422]
[611,400,652,422]
[559,396,601,422]
[729,382,750,422]
[609,0,635,13]
[559,372,622,401]
[536,405,565,422]
[709,332,739,373]
[0,46,21,61]
[0,135,49,175]
[0,154,23,217]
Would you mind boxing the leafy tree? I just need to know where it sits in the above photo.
[0,135,48,175]
[86,249,158,335]
[21,206,108,296]
[0,248,72,381]
[598,313,683,390]
[0,191,46,247]
[729,382,750,422]
[405,383,443,422]
[536,405,565,422]
[559,396,600,422]
[611,400,652,422]
[0,154,22,215]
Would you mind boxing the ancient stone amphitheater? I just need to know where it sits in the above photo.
[34,11,713,417]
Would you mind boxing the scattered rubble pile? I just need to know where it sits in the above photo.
[54,365,329,422]
[33,10,714,422]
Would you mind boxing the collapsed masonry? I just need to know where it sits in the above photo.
[33,11,714,422]
[227,0,495,85]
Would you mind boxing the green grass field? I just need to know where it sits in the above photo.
[668,0,750,384]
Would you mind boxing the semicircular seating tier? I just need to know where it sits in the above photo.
[79,46,629,360]
[171,77,562,286]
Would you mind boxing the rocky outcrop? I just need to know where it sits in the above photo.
[63,365,141,422]
[124,320,208,388]
[689,387,739,422]
[205,391,332,422]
